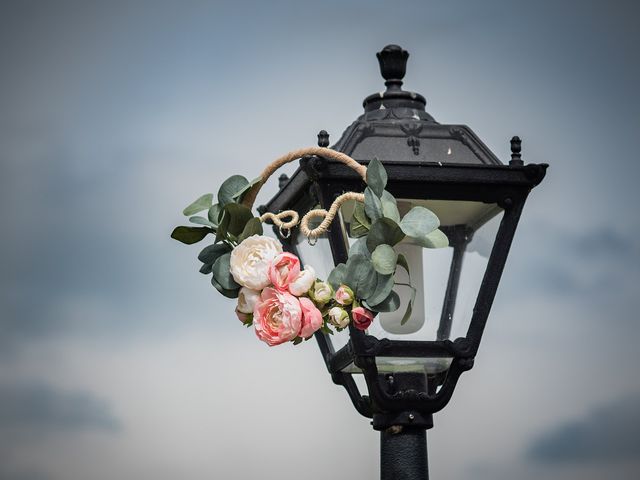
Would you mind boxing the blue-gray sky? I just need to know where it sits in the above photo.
[1,1,639,479]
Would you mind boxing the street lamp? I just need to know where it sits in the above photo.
[260,45,547,479]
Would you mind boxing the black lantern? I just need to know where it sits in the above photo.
[261,45,546,479]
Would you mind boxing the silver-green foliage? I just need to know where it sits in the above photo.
[328,158,449,320]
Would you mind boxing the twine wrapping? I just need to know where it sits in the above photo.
[244,147,367,238]
[299,192,365,240]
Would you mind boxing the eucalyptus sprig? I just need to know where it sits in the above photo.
[329,158,449,325]
[171,174,262,299]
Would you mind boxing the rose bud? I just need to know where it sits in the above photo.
[335,285,355,306]
[310,281,333,305]
[351,306,374,331]
[327,306,349,329]
[235,309,253,325]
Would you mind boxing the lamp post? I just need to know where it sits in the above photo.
[260,45,547,479]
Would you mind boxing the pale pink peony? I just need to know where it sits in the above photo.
[298,297,323,338]
[237,287,260,314]
[352,306,374,331]
[253,287,302,346]
[268,252,301,291]
[230,235,282,290]
[288,266,317,296]
[335,285,355,305]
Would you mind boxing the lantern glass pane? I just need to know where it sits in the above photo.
[294,233,335,282]
[341,357,453,375]
[293,200,503,379]
[291,230,351,353]
[344,200,504,343]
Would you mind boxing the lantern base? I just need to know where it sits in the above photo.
[372,411,433,431]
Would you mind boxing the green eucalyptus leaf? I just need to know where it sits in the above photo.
[371,244,397,275]
[350,220,369,238]
[400,285,417,326]
[400,206,440,238]
[366,290,400,313]
[349,201,370,237]
[366,218,405,252]
[344,254,377,299]
[380,190,401,223]
[412,228,449,248]
[238,217,263,242]
[199,263,213,275]
[171,226,212,245]
[232,176,262,203]
[353,201,371,228]
[367,273,394,306]
[183,193,213,216]
[215,210,228,244]
[349,237,371,258]
[396,253,410,278]
[208,204,222,224]
[218,175,249,206]
[366,157,387,197]
[198,243,231,264]
[211,275,240,299]
[212,253,240,290]
[364,187,383,221]
[189,216,216,228]
[223,203,254,237]
[327,263,347,289]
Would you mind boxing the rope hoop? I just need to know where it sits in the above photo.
[250,147,367,239]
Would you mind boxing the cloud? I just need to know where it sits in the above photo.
[0,471,50,480]
[528,393,640,463]
[0,383,120,432]
[505,222,640,300]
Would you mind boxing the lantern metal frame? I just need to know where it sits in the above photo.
[263,152,546,429]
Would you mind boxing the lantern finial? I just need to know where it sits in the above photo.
[510,136,523,166]
[377,44,409,91]
[363,45,426,112]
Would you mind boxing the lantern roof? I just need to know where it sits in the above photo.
[331,45,502,166]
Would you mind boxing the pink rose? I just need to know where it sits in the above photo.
[351,307,374,331]
[253,287,302,346]
[298,297,323,339]
[268,252,301,291]
[335,285,355,305]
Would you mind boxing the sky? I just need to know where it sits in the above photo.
[1,0,639,479]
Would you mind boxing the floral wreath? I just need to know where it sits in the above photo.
[171,147,448,346]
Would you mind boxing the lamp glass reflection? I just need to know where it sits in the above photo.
[345,199,503,342]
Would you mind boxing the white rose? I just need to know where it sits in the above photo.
[237,287,261,314]
[230,235,282,290]
[288,266,317,296]
[328,306,349,328]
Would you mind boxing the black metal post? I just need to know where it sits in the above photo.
[381,427,428,480]
[376,372,430,480]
